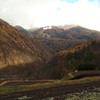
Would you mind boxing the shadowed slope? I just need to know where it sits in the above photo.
[44,40,100,79]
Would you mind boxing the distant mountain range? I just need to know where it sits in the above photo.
[28,26,100,52]
[30,26,100,40]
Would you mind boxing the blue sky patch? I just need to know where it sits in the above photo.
[88,0,100,2]
[61,0,100,3]
[88,0,94,2]
[61,0,80,3]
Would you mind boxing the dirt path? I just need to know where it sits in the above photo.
[0,81,100,100]
[0,80,53,86]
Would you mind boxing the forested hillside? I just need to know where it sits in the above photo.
[29,26,100,53]
[43,40,100,79]
[0,19,51,68]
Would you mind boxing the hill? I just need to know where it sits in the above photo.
[43,40,100,79]
[30,26,100,40]
[63,26,100,40]
[41,38,86,53]
[0,19,51,68]
[15,25,29,34]
[29,26,100,53]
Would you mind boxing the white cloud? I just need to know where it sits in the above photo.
[0,0,100,30]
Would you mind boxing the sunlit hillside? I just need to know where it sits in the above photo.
[0,19,51,68]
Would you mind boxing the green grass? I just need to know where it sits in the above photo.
[0,86,18,94]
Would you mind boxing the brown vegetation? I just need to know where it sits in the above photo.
[0,79,100,100]
[29,26,100,53]
[0,19,52,68]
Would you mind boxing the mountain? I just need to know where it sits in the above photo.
[63,26,100,40]
[29,26,100,53]
[41,38,86,53]
[30,26,100,40]
[44,40,100,79]
[0,19,51,68]
[30,26,64,39]
[15,25,29,34]
[28,27,40,33]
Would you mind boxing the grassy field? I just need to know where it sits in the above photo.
[0,71,100,100]
[0,76,100,95]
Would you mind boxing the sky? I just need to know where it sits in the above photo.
[0,0,100,30]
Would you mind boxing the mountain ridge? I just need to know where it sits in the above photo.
[15,25,29,34]
[30,26,100,40]
[29,26,100,53]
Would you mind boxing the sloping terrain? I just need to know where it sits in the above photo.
[63,26,100,40]
[0,19,51,68]
[44,40,100,79]
[30,26,100,40]
[15,25,29,34]
[0,19,100,100]
[29,26,100,53]
[41,38,86,53]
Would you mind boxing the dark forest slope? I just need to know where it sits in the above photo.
[44,40,100,79]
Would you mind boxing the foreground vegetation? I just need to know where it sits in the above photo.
[0,77,100,95]
[0,77,100,100]
[48,87,100,100]
[66,89,100,100]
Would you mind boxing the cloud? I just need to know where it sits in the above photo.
[58,0,100,30]
[0,0,100,30]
